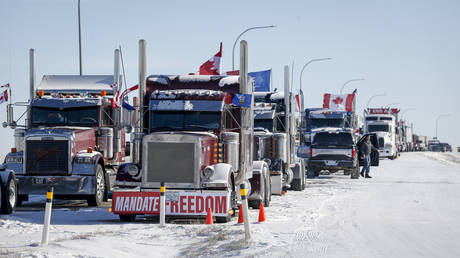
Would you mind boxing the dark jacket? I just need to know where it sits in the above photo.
[361,140,377,156]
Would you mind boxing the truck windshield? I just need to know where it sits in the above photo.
[254,119,273,131]
[310,118,344,129]
[313,132,354,146]
[31,106,99,127]
[150,111,221,131]
[368,124,389,132]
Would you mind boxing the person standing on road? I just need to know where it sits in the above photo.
[360,135,378,178]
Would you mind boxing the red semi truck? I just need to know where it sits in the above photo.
[111,40,270,222]
[2,49,130,210]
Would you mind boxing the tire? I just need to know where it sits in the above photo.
[343,170,350,176]
[216,215,231,223]
[88,165,105,207]
[1,173,17,214]
[119,214,136,222]
[264,175,271,207]
[291,179,302,191]
[249,173,265,209]
[350,166,359,179]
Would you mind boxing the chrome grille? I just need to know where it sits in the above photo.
[145,142,195,185]
[26,140,69,175]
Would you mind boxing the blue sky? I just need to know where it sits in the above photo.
[0,0,459,153]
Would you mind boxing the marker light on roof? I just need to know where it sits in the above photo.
[174,90,179,95]
[154,90,159,95]
[101,91,106,97]
[165,91,170,96]
[38,91,44,97]
[206,91,211,96]
[185,90,190,95]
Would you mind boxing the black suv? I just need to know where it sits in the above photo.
[307,130,379,179]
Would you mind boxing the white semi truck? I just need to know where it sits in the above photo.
[364,108,399,160]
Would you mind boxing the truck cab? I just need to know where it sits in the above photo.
[364,108,399,160]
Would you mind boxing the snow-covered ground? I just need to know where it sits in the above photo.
[1,152,460,257]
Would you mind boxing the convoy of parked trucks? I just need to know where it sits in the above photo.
[0,39,454,220]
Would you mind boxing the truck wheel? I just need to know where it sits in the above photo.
[291,179,302,191]
[264,175,271,207]
[1,173,17,214]
[350,166,359,179]
[216,215,231,223]
[119,214,136,222]
[88,165,105,207]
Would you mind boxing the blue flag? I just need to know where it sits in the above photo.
[232,94,252,107]
[122,98,136,111]
[248,69,271,92]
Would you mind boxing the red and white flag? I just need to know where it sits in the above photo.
[198,43,222,75]
[120,84,139,100]
[323,93,355,112]
[0,83,10,104]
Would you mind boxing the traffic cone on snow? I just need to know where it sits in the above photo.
[238,204,244,223]
[205,208,213,225]
[258,202,266,223]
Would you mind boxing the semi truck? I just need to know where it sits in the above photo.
[2,48,130,208]
[253,65,306,194]
[111,40,268,222]
[364,108,399,159]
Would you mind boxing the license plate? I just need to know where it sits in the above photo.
[33,177,46,184]
[325,161,337,166]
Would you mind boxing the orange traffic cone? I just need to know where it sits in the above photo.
[238,204,244,223]
[258,202,266,222]
[206,208,213,225]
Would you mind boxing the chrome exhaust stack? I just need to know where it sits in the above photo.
[284,65,291,164]
[236,40,252,184]
[28,48,36,129]
[112,49,122,159]
[133,39,146,164]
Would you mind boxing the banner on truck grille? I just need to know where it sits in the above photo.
[112,191,230,216]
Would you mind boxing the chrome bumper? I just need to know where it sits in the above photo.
[17,175,95,195]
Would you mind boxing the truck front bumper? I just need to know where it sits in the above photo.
[16,175,95,195]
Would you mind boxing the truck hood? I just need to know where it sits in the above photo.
[26,127,97,156]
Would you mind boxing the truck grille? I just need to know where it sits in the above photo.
[26,140,69,175]
[145,142,196,185]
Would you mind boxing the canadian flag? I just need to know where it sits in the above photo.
[198,43,222,75]
[0,83,10,104]
[323,93,355,112]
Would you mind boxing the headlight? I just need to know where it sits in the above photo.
[127,164,139,176]
[5,156,23,164]
[75,156,93,164]
[203,166,215,180]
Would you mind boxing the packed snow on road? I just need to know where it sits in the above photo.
[1,152,460,258]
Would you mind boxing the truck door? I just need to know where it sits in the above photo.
[357,134,379,166]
